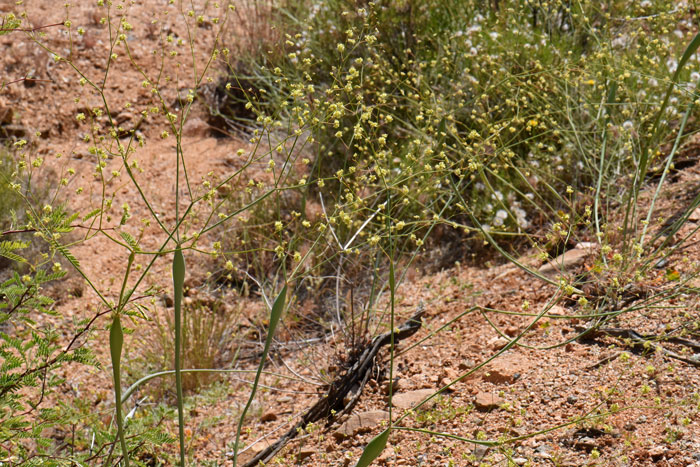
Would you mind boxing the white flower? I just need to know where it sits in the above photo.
[622,120,634,130]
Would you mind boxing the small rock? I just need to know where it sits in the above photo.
[381,378,401,395]
[473,444,489,461]
[278,396,293,403]
[574,241,598,250]
[473,391,504,412]
[1,124,27,138]
[488,336,509,351]
[223,153,243,169]
[637,415,647,424]
[512,457,528,466]
[539,248,590,277]
[391,389,436,409]
[534,444,551,458]
[458,360,475,371]
[648,445,666,459]
[260,411,277,422]
[689,206,700,222]
[0,102,13,124]
[483,354,532,385]
[116,111,135,125]
[566,395,578,404]
[334,410,390,440]
[182,117,209,137]
[575,437,598,451]
[296,449,315,461]
[505,326,519,337]
[547,305,567,316]
[440,377,454,388]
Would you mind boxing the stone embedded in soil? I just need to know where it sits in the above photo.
[381,377,401,395]
[473,391,504,412]
[260,411,277,422]
[391,389,436,409]
[1,124,27,138]
[296,449,315,461]
[488,336,509,351]
[689,206,700,222]
[648,445,667,460]
[0,101,13,124]
[334,410,390,440]
[458,360,476,371]
[116,111,135,125]
[473,444,490,461]
[182,117,210,137]
[482,354,532,384]
[538,248,591,277]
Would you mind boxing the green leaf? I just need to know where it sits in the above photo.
[82,208,102,222]
[54,242,80,269]
[0,240,28,263]
[354,428,390,467]
[0,14,21,36]
[119,231,140,252]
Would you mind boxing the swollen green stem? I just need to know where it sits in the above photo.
[173,246,186,467]
[109,313,130,467]
[232,285,287,467]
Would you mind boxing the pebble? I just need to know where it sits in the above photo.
[472,445,489,461]
[473,391,504,412]
[539,247,591,277]
[334,410,390,440]
[391,389,436,409]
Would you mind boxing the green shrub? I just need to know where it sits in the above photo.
[222,0,698,250]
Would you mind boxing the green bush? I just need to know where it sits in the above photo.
[222,0,698,249]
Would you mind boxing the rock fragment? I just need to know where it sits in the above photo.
[473,391,504,412]
[334,411,390,440]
